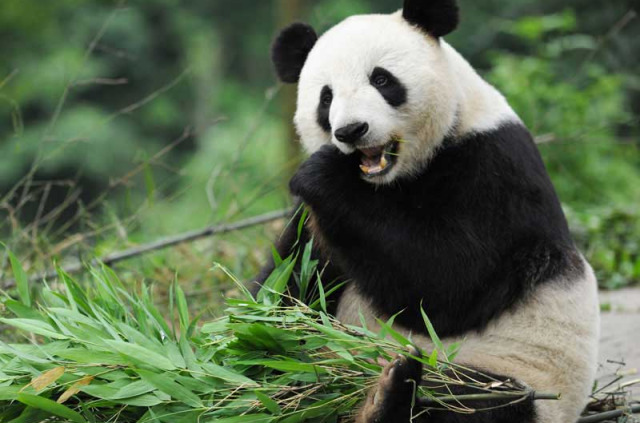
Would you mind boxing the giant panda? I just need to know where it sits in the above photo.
[251,0,600,422]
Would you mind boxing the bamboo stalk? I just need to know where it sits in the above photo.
[417,390,560,406]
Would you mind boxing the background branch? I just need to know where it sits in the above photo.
[1,208,292,290]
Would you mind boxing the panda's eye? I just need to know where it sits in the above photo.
[370,67,407,108]
[321,92,333,106]
[373,74,389,87]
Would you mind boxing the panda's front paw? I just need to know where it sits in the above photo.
[289,144,358,202]
[357,347,423,423]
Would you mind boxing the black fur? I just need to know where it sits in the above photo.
[364,352,537,423]
[287,122,583,338]
[317,85,333,132]
[370,67,407,108]
[403,0,460,38]
[271,22,318,83]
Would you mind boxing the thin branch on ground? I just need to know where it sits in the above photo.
[577,404,640,423]
[1,208,292,290]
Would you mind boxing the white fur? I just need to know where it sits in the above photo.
[336,258,600,423]
[294,11,520,184]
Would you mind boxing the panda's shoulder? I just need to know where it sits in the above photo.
[421,121,553,192]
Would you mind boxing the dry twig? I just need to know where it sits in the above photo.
[1,208,292,290]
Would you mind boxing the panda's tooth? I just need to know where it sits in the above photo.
[380,156,388,169]
[360,164,370,174]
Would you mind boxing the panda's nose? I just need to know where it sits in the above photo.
[334,122,369,144]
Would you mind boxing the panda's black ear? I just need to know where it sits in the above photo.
[271,22,318,84]
[402,0,459,38]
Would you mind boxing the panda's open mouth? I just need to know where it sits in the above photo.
[357,139,400,177]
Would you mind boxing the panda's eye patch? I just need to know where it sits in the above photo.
[370,67,407,108]
[316,85,332,132]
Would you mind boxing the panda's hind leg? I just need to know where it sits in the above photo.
[356,347,425,423]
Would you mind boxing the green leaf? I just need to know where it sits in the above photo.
[119,393,164,407]
[238,359,327,374]
[420,305,445,359]
[113,380,157,400]
[298,239,317,301]
[428,349,438,368]
[271,245,283,267]
[7,406,49,423]
[56,349,124,365]
[214,414,273,423]
[16,393,86,423]
[0,318,67,339]
[7,248,30,307]
[136,369,203,408]
[254,391,281,415]
[374,318,411,348]
[200,363,258,386]
[58,268,93,317]
[105,340,176,371]
[0,386,21,401]
[3,299,41,320]
[175,282,189,334]
[263,257,296,301]
[296,206,309,240]
[308,281,346,310]
[317,278,327,314]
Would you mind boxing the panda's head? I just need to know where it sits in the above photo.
[272,0,461,184]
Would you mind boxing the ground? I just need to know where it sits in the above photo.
[597,287,640,398]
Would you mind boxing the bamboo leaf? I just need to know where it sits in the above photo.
[0,386,21,401]
[420,305,446,359]
[6,248,31,307]
[31,366,65,391]
[255,391,281,415]
[200,362,258,386]
[0,318,67,339]
[175,282,189,334]
[118,393,164,407]
[136,369,203,408]
[58,376,94,404]
[375,317,411,348]
[105,340,177,371]
[16,393,86,423]
[214,415,273,423]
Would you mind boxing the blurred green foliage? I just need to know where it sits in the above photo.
[0,0,638,297]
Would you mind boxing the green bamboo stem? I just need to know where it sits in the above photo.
[417,390,561,406]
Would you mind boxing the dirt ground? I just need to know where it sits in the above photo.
[597,288,640,400]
